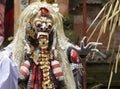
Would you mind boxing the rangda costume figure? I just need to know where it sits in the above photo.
[0,1,102,89]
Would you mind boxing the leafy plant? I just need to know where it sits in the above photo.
[63,15,73,30]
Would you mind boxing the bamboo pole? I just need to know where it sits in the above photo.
[82,0,87,89]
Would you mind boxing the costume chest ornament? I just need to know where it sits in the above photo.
[31,36,53,89]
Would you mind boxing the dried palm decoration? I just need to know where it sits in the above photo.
[86,0,120,89]
[87,0,120,49]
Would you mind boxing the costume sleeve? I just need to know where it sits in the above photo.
[0,51,19,89]
[19,60,30,80]
[51,60,64,81]
[67,47,80,63]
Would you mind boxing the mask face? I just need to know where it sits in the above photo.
[25,13,54,64]
[33,17,53,33]
[26,16,53,38]
[26,15,52,40]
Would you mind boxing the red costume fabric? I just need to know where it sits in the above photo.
[20,59,64,89]
[30,64,42,89]
[71,49,79,63]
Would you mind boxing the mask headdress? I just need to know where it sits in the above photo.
[40,7,50,16]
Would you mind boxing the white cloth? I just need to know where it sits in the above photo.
[0,50,19,89]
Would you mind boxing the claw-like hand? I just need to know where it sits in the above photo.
[78,36,102,56]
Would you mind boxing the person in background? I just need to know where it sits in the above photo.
[0,1,5,46]
[0,0,14,48]
[4,0,14,40]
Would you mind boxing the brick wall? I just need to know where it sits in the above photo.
[57,0,69,14]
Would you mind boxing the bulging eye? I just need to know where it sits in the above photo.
[35,21,42,28]
[47,22,52,29]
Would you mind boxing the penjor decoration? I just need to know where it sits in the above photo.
[0,1,102,89]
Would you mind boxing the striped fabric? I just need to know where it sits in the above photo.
[20,60,30,80]
[51,60,64,81]
[29,64,42,89]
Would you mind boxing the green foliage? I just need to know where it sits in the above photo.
[63,15,73,30]
[64,30,79,45]
[63,15,79,45]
